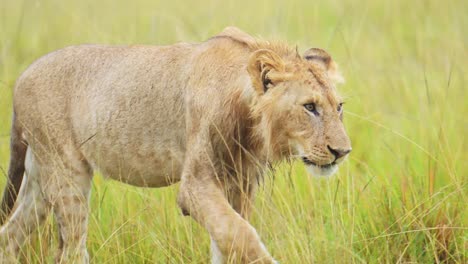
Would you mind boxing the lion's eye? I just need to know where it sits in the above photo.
[304,103,319,115]
[337,102,344,112]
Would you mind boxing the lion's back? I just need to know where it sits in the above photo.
[14,43,193,160]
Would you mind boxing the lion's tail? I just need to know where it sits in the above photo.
[0,113,27,224]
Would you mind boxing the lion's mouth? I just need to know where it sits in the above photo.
[302,157,336,169]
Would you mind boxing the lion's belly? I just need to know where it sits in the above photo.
[82,139,185,187]
[96,150,184,187]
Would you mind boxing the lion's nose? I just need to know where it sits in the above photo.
[327,145,352,159]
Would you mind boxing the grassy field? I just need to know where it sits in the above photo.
[0,0,467,263]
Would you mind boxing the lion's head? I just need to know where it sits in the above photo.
[248,47,351,177]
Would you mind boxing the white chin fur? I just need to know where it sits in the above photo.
[306,164,339,178]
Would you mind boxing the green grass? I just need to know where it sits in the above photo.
[0,0,467,263]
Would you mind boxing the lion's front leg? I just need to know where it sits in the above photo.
[208,180,259,264]
[177,171,274,263]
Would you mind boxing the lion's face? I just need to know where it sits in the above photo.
[277,77,351,177]
[248,48,351,177]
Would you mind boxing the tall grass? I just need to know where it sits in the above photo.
[0,0,466,263]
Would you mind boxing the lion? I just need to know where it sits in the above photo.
[0,27,351,263]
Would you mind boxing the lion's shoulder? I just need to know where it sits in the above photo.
[209,26,257,48]
[208,27,296,60]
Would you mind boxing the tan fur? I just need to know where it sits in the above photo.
[0,27,351,263]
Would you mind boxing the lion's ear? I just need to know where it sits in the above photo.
[247,49,285,95]
[303,48,344,84]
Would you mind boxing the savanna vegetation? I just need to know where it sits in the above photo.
[0,0,466,263]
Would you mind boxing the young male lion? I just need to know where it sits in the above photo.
[0,27,351,263]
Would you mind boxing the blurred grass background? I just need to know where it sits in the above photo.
[0,0,467,263]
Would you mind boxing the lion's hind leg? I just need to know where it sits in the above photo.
[39,144,93,264]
